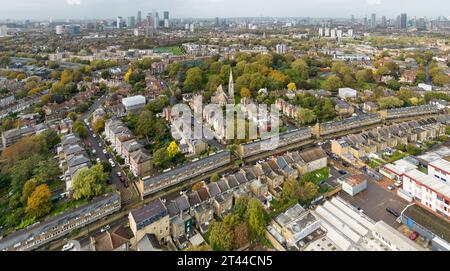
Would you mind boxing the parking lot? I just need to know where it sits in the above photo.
[338,178,409,228]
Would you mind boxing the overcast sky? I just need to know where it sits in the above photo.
[0,0,448,20]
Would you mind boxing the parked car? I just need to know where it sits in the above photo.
[92,149,96,155]
[102,149,107,155]
[409,231,419,241]
[93,134,97,138]
[116,172,122,177]
[96,158,101,163]
[119,176,125,183]
[124,180,129,188]
[100,225,110,233]
[394,180,402,187]
[387,185,395,191]
[338,170,347,175]
[386,207,400,217]
[342,162,350,167]
[61,243,74,251]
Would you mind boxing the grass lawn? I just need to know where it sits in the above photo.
[154,46,184,56]
[300,167,329,184]
[384,151,406,163]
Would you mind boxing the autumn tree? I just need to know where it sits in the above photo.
[234,222,249,249]
[92,118,105,134]
[282,179,301,201]
[210,173,219,182]
[209,221,234,251]
[287,82,297,91]
[21,179,37,205]
[25,184,52,218]
[240,87,251,98]
[167,141,180,159]
[299,182,319,203]
[192,182,205,191]
[72,165,108,200]
[67,112,78,121]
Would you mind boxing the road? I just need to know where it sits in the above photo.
[80,93,140,206]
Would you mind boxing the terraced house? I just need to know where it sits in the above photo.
[0,193,121,251]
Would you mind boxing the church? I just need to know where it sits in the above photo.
[210,70,235,106]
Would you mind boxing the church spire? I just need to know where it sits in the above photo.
[228,69,234,100]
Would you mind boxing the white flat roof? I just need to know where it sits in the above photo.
[122,95,146,107]
[383,159,418,175]
[404,169,450,199]
[373,221,424,251]
[429,158,450,174]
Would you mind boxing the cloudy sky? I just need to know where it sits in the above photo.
[0,0,448,20]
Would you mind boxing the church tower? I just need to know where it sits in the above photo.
[228,69,234,101]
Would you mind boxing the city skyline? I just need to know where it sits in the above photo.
[0,0,449,20]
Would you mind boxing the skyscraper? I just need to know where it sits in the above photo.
[127,16,136,29]
[137,11,142,26]
[371,13,376,28]
[117,16,123,29]
[153,10,159,29]
[381,16,387,27]
[401,13,407,29]
[163,11,169,20]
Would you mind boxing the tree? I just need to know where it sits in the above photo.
[209,221,234,251]
[153,147,169,167]
[124,68,133,83]
[282,179,300,201]
[432,74,450,86]
[100,161,112,173]
[167,141,180,159]
[240,87,251,98]
[25,184,52,218]
[377,97,404,109]
[67,112,78,121]
[406,144,422,155]
[73,120,88,138]
[287,82,297,91]
[355,69,374,84]
[323,76,342,92]
[72,165,108,200]
[101,70,111,79]
[192,182,205,191]
[184,67,203,92]
[234,196,249,219]
[291,59,309,80]
[234,222,249,249]
[21,179,37,205]
[136,111,154,142]
[92,118,105,134]
[211,173,219,182]
[297,108,317,125]
[246,198,266,240]
[299,182,319,203]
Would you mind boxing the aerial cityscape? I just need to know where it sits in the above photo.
[1,0,450,253]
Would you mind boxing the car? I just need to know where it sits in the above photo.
[93,134,97,138]
[116,172,122,177]
[387,185,395,191]
[123,181,129,188]
[102,149,107,155]
[119,176,125,183]
[61,243,74,251]
[98,142,102,147]
[92,149,97,154]
[386,207,400,217]
[96,158,101,163]
[100,225,110,233]
[394,180,402,187]
[342,162,350,167]
[409,232,419,241]
[110,162,116,168]
[338,170,347,175]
